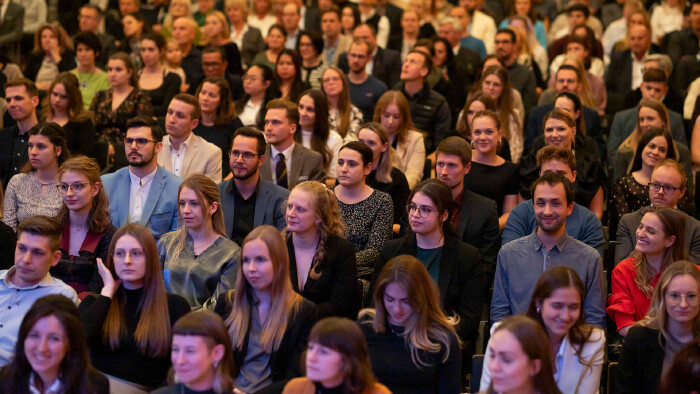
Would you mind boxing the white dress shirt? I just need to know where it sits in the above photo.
[270,143,295,184]
[631,50,648,90]
[128,168,157,223]
[169,133,193,177]
[239,99,263,126]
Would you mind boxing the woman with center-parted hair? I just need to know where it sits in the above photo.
[137,32,182,118]
[79,223,191,392]
[322,67,364,143]
[274,49,311,103]
[214,225,317,393]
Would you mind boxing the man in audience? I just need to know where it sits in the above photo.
[459,0,496,54]
[601,0,644,60]
[173,17,204,95]
[396,50,451,153]
[200,46,243,100]
[491,172,606,328]
[622,57,684,115]
[434,137,500,276]
[387,9,420,62]
[502,146,605,257]
[662,0,700,66]
[437,16,481,88]
[358,0,390,49]
[320,7,351,67]
[494,28,537,114]
[338,24,402,89]
[219,127,289,244]
[78,5,117,69]
[260,99,325,189]
[449,7,487,59]
[106,0,140,40]
[616,159,700,264]
[0,0,23,53]
[102,116,183,240]
[292,0,321,32]
[344,39,388,122]
[281,3,301,50]
[0,216,79,366]
[0,78,39,188]
[548,2,603,47]
[157,94,222,183]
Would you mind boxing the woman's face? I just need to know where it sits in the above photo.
[76,43,96,68]
[638,106,664,133]
[226,5,244,24]
[629,12,646,26]
[267,28,286,50]
[298,94,316,129]
[113,234,148,289]
[482,74,503,101]
[28,135,60,171]
[107,59,133,87]
[544,118,575,149]
[537,286,581,340]
[243,66,268,95]
[172,335,220,390]
[515,0,531,15]
[198,82,221,114]
[337,148,370,187]
[276,54,296,81]
[383,281,413,327]
[24,315,68,381]
[122,15,144,38]
[40,29,58,52]
[635,212,674,255]
[179,186,214,232]
[358,128,388,165]
[50,83,70,115]
[305,342,345,388]
[204,15,225,39]
[165,42,183,64]
[139,38,161,67]
[59,170,98,213]
[487,329,538,394]
[286,188,319,234]
[466,100,486,131]
[408,191,445,236]
[380,104,402,136]
[242,238,275,292]
[322,69,343,97]
[471,116,502,156]
[171,0,189,17]
[432,41,448,67]
[665,274,700,326]
[341,8,356,30]
[298,35,317,61]
[641,135,669,170]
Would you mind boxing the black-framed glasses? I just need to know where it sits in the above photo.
[648,183,680,193]
[405,204,436,218]
[231,150,259,161]
[124,137,158,148]
[57,182,88,194]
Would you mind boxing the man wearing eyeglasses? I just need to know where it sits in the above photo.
[616,159,700,265]
[101,116,183,240]
[218,127,289,245]
[197,46,243,100]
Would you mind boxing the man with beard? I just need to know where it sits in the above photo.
[344,39,388,122]
[491,172,606,328]
[101,116,183,240]
[0,78,40,188]
[494,28,537,114]
[218,127,289,244]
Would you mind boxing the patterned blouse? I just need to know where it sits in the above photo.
[2,172,62,230]
[90,88,153,143]
[329,105,363,143]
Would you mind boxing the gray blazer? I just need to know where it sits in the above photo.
[615,206,700,265]
[217,178,289,239]
[260,143,326,190]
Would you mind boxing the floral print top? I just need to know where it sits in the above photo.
[90,88,153,143]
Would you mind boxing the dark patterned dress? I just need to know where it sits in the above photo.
[90,87,153,143]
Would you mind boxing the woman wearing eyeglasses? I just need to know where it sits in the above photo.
[372,179,485,375]
[608,207,687,336]
[51,156,116,294]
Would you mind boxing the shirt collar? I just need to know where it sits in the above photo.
[129,167,157,186]
[30,373,63,394]
[169,132,194,152]
[271,142,294,159]
[530,229,570,252]
[227,176,261,195]
[1,268,55,290]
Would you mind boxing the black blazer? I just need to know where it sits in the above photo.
[240,26,266,68]
[338,46,402,88]
[384,2,404,37]
[303,6,322,32]
[0,3,23,48]
[457,189,501,276]
[605,47,660,98]
[616,324,665,394]
[0,125,23,188]
[24,50,77,83]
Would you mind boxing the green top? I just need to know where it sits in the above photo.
[71,70,111,110]
[416,246,443,283]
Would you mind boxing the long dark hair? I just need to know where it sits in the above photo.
[406,179,456,237]
[554,91,586,136]
[195,76,237,128]
[42,72,90,122]
[275,49,305,101]
[234,64,274,129]
[296,89,331,170]
[628,127,676,173]
[0,295,102,394]
[20,122,72,173]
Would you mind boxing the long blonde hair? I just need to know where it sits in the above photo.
[225,226,303,353]
[373,91,414,146]
[619,98,671,154]
[359,122,394,183]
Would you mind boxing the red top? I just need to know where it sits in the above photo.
[606,257,661,331]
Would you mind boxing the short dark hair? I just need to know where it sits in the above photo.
[320,5,341,20]
[17,216,62,252]
[297,30,324,56]
[350,38,371,55]
[73,31,102,56]
[126,115,163,141]
[233,127,266,155]
[413,39,435,56]
[340,141,373,167]
[5,78,39,98]
[407,49,433,72]
[536,146,577,172]
[566,34,589,51]
[202,45,225,59]
[172,93,202,121]
[531,172,575,205]
[556,64,581,82]
[140,31,166,50]
[642,68,667,84]
[354,23,377,36]
[80,4,104,18]
[435,136,471,165]
[496,28,516,43]
[566,3,590,17]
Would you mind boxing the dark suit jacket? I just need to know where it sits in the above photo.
[260,143,326,189]
[24,50,77,83]
[622,87,685,116]
[616,325,664,394]
[303,6,322,32]
[605,48,660,99]
[384,2,403,37]
[525,102,603,157]
[457,188,501,275]
[0,125,23,188]
[241,26,266,68]
[662,28,700,67]
[287,234,359,319]
[454,47,481,89]
[0,3,23,48]
[338,46,402,88]
[615,206,700,265]
[218,178,289,238]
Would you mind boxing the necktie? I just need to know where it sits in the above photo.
[276,153,288,189]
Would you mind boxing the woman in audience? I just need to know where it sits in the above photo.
[509,20,547,89]
[252,24,287,71]
[72,32,111,111]
[25,22,76,91]
[158,175,240,310]
[43,72,96,158]
[285,181,359,319]
[650,0,684,44]
[333,142,393,278]
[500,0,547,49]
[432,38,471,108]
[455,93,509,155]
[608,207,687,336]
[161,0,198,42]
[79,223,190,391]
[195,76,244,178]
[235,64,274,129]
[341,5,361,36]
[374,91,425,189]
[3,123,70,231]
[202,11,243,76]
[481,266,605,393]
[547,54,603,116]
[91,52,153,144]
[119,12,151,70]
[297,89,343,187]
[408,0,437,38]
[164,38,187,92]
[297,31,327,90]
[464,110,518,229]
[357,123,410,233]
[275,49,310,102]
[226,0,265,69]
[52,156,116,294]
[484,315,562,394]
[214,225,316,393]
[549,34,604,79]
[530,92,598,158]
[153,311,235,394]
[359,255,461,393]
[0,295,109,394]
[322,67,363,143]
[659,338,700,394]
[138,32,181,118]
[283,317,391,394]
[247,0,277,39]
[617,260,700,393]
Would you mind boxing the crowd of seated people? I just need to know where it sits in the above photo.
[0,0,700,392]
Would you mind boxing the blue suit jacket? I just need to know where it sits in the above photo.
[217,178,289,238]
[101,166,183,240]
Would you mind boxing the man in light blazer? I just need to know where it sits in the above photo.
[102,116,183,240]
[320,7,352,67]
[218,127,289,245]
[157,93,222,183]
[259,99,326,190]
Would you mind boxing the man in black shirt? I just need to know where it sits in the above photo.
[173,17,204,95]
[0,78,39,188]
[494,28,537,114]
[218,127,289,244]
